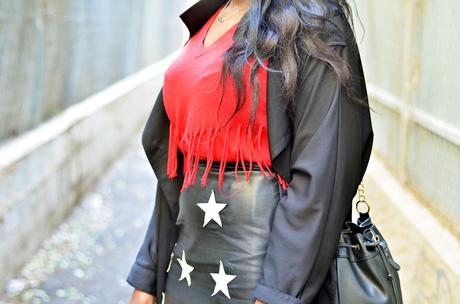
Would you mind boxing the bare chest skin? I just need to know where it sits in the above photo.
[203,1,249,47]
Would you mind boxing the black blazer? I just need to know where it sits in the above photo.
[126,1,374,303]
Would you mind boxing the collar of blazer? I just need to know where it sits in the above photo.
[179,0,293,164]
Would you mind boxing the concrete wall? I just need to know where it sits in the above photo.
[353,1,460,302]
[354,0,460,237]
[0,55,175,287]
[0,0,195,288]
[0,0,187,143]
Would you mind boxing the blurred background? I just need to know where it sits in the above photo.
[0,0,458,303]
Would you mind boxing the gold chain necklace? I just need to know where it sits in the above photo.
[217,0,248,23]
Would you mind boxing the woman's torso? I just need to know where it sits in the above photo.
[162,4,288,192]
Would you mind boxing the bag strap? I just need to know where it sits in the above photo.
[343,182,366,227]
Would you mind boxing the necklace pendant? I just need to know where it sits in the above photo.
[217,16,224,23]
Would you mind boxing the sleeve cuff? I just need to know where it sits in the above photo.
[126,262,157,296]
[254,282,301,304]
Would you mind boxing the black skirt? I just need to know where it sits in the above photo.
[163,160,283,304]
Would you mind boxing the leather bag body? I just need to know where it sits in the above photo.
[334,205,403,304]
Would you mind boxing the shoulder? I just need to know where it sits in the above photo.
[298,2,360,73]
[292,3,366,123]
[320,2,356,47]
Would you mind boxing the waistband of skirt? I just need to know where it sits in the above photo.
[198,159,262,172]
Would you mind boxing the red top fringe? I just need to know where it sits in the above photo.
[162,5,289,193]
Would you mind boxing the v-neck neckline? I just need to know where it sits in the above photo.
[199,4,240,50]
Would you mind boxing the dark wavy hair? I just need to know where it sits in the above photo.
[216,0,367,135]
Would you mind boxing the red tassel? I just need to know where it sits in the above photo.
[181,134,191,176]
[181,131,198,192]
[259,125,274,176]
[237,125,250,181]
[245,125,254,182]
[200,127,219,188]
[172,122,289,193]
[190,129,205,186]
[275,173,289,191]
[218,124,231,191]
[167,122,178,179]
[234,125,241,183]
[255,124,268,176]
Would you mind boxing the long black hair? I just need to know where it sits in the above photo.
[216,0,367,135]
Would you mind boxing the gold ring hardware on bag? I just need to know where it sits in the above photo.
[355,182,370,214]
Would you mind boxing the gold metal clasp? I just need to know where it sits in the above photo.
[355,182,370,214]
[358,182,366,202]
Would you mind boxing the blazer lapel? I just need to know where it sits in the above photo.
[178,0,292,163]
[180,0,228,38]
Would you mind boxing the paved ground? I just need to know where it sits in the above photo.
[2,137,458,304]
[1,138,156,304]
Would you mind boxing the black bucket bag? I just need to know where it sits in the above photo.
[334,183,403,304]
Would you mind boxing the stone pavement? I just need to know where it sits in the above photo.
[363,156,460,304]
[2,134,458,304]
[1,137,156,304]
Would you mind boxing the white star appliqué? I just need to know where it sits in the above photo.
[176,250,194,286]
[210,260,237,299]
[196,189,227,227]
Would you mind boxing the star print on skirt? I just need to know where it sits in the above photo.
[197,189,227,227]
[162,161,283,304]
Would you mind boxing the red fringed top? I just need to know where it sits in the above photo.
[163,5,289,193]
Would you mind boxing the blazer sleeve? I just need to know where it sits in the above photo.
[253,39,374,303]
[128,183,177,296]
[126,88,179,297]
